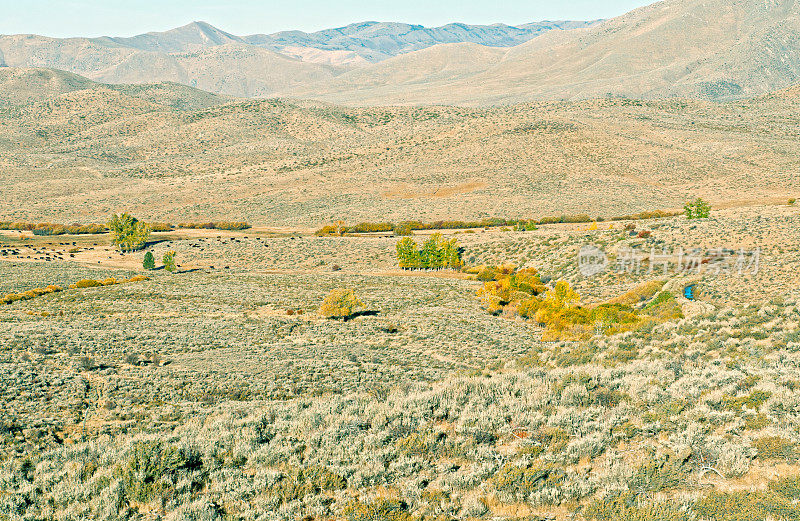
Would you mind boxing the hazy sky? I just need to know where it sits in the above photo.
[0,0,655,38]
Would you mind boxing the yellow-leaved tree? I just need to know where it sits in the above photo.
[547,280,581,307]
[319,289,364,319]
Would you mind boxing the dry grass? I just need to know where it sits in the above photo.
[0,207,799,519]
[1,74,798,228]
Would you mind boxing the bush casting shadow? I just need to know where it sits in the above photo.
[343,310,380,322]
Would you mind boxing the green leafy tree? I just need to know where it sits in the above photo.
[142,251,155,270]
[396,237,421,269]
[684,198,711,219]
[441,237,463,269]
[514,220,538,231]
[108,213,151,252]
[396,235,461,270]
[420,234,446,269]
[163,250,177,273]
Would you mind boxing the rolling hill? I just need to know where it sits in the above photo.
[0,20,595,98]
[1,1,798,103]
[92,44,340,98]
[0,67,229,109]
[0,68,798,227]
[287,43,507,101]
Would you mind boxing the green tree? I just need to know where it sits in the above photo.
[420,234,446,269]
[142,251,155,270]
[514,220,538,231]
[684,198,711,219]
[162,250,177,273]
[396,237,421,269]
[108,213,151,252]
[441,237,463,269]
[396,235,461,270]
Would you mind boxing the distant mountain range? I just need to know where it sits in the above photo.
[95,20,598,62]
[286,0,800,105]
[1,0,799,104]
[0,20,597,98]
[244,20,598,62]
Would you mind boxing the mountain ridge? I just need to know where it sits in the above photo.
[0,19,598,98]
[97,21,244,53]
[242,20,600,61]
[1,0,798,103]
[284,0,800,104]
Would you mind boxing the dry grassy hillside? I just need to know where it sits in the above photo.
[0,68,230,109]
[100,44,341,98]
[291,43,506,94]
[1,69,798,227]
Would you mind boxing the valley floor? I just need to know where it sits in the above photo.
[1,205,799,520]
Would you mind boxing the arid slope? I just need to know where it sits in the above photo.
[1,69,798,227]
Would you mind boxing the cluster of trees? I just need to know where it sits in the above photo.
[536,214,592,225]
[476,266,547,314]
[0,221,106,235]
[3,276,151,305]
[396,234,462,270]
[147,222,173,232]
[2,285,62,305]
[318,218,538,236]
[610,209,683,221]
[108,213,151,252]
[69,276,149,289]
[316,208,686,237]
[31,223,106,236]
[0,218,252,238]
[476,266,684,341]
[0,220,175,235]
[143,251,178,272]
[395,218,523,231]
[344,222,394,233]
[684,198,711,219]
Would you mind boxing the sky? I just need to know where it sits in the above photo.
[0,0,655,38]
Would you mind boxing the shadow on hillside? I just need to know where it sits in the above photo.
[344,310,380,321]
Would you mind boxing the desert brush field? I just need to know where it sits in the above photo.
[2,1,800,516]
[1,203,800,520]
